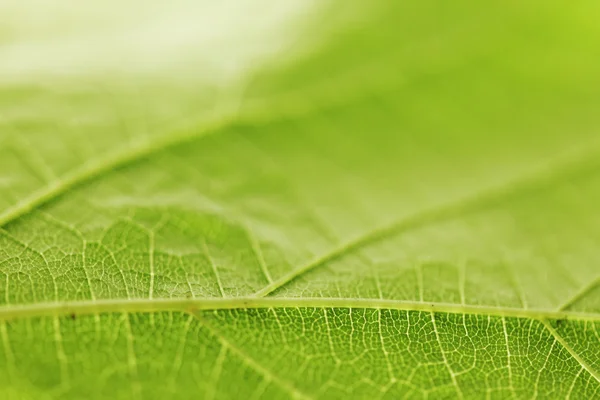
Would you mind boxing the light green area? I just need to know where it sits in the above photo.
[1,1,600,399]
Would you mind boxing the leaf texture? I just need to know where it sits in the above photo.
[1,1,600,399]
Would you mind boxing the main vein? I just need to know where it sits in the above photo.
[0,297,598,322]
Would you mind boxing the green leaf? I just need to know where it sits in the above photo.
[1,1,600,399]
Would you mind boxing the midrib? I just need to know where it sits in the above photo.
[0,297,598,322]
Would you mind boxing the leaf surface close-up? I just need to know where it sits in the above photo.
[1,1,600,399]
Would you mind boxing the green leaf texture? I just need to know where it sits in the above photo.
[1,1,600,399]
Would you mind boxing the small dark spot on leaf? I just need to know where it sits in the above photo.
[69,313,76,320]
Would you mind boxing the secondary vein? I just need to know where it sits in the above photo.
[541,319,600,383]
[195,311,312,399]
[0,116,230,229]
[558,276,600,311]
[253,141,600,298]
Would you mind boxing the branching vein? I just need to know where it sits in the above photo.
[252,143,600,297]
[541,319,600,383]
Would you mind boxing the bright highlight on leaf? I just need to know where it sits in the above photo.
[1,1,600,399]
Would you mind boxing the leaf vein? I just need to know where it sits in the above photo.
[0,297,598,322]
[540,319,600,384]
[0,118,230,229]
[252,143,600,297]
[194,311,312,400]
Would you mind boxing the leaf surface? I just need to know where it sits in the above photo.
[1,1,600,399]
